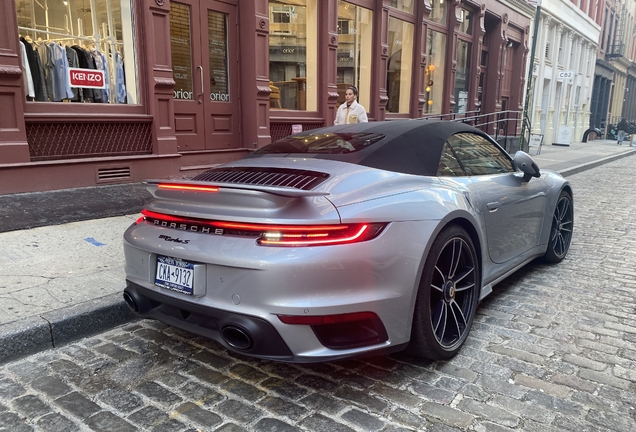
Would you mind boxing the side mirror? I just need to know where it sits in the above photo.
[513,151,541,182]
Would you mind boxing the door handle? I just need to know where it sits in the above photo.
[197,65,204,104]
[487,202,501,212]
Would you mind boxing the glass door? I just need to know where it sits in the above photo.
[170,0,240,152]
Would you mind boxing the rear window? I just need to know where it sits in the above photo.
[253,132,386,154]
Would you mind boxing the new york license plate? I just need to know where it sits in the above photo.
[155,255,194,295]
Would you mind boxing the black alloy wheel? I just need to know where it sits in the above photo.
[542,191,573,263]
[407,225,479,360]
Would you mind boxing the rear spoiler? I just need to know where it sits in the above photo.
[143,179,330,198]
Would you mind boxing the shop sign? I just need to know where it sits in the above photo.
[291,124,303,134]
[68,68,105,89]
[557,70,574,81]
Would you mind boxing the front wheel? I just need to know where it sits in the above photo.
[407,225,480,360]
[542,191,573,263]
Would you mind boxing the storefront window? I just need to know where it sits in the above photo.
[269,0,318,111]
[454,39,472,113]
[15,0,138,104]
[429,0,447,25]
[337,1,373,109]
[386,17,414,114]
[388,0,414,14]
[425,29,446,115]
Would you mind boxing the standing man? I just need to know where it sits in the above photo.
[334,86,368,125]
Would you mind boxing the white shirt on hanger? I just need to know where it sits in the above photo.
[20,42,35,98]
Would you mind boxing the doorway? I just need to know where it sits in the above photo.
[169,0,240,152]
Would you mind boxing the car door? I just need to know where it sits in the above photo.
[447,133,547,264]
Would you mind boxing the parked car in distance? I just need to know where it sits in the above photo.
[123,119,573,362]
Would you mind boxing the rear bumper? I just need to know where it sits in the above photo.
[124,281,405,362]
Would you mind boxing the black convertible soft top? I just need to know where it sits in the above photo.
[248,119,495,176]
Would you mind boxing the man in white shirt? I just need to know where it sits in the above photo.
[334,86,368,125]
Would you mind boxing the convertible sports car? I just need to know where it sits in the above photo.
[123,120,573,362]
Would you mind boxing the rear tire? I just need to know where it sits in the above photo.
[542,191,573,263]
[407,225,480,360]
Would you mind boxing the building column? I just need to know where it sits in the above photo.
[532,14,551,134]
[0,0,30,164]
[145,0,178,155]
[240,0,271,148]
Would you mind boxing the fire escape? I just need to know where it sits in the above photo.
[606,4,626,59]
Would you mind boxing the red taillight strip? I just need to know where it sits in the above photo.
[278,311,379,325]
[158,183,219,193]
[213,221,350,232]
[139,209,386,247]
[259,225,369,246]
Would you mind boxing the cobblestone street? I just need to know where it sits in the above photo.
[0,156,635,432]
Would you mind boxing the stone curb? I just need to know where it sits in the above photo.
[556,148,636,177]
[0,293,136,365]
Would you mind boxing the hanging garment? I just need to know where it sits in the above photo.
[19,41,35,99]
[35,41,54,100]
[91,49,110,103]
[65,46,82,101]
[114,51,126,104]
[49,43,74,101]
[20,37,44,101]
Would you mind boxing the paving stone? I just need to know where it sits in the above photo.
[35,412,77,432]
[333,386,388,414]
[155,371,188,388]
[97,388,145,413]
[420,401,474,429]
[299,393,348,415]
[299,413,355,432]
[150,418,189,432]
[12,394,51,418]
[250,418,300,432]
[260,377,309,400]
[294,373,339,392]
[177,381,224,406]
[220,378,266,401]
[84,411,137,432]
[457,398,519,428]
[512,374,570,397]
[370,383,422,408]
[258,396,309,421]
[0,412,32,432]
[135,381,182,405]
[213,423,249,432]
[341,407,386,432]
[54,392,101,420]
[188,366,228,385]
[191,350,232,369]
[94,343,138,361]
[473,421,516,432]
[577,368,631,390]
[387,407,427,430]
[128,405,170,428]
[409,382,456,404]
[216,399,262,423]
[228,364,268,382]
[0,376,26,399]
[524,390,584,417]
[175,402,223,427]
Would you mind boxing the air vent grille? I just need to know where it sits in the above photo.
[97,166,131,182]
[192,167,329,190]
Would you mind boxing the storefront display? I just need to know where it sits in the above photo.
[15,0,138,104]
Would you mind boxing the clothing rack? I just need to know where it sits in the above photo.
[18,26,95,43]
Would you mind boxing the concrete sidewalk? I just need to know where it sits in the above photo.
[1,139,635,364]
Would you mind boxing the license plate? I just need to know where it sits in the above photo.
[155,255,195,295]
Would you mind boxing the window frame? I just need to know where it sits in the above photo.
[445,132,515,176]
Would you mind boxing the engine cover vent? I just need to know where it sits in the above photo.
[192,167,329,190]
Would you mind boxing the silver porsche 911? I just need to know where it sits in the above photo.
[123,120,573,362]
